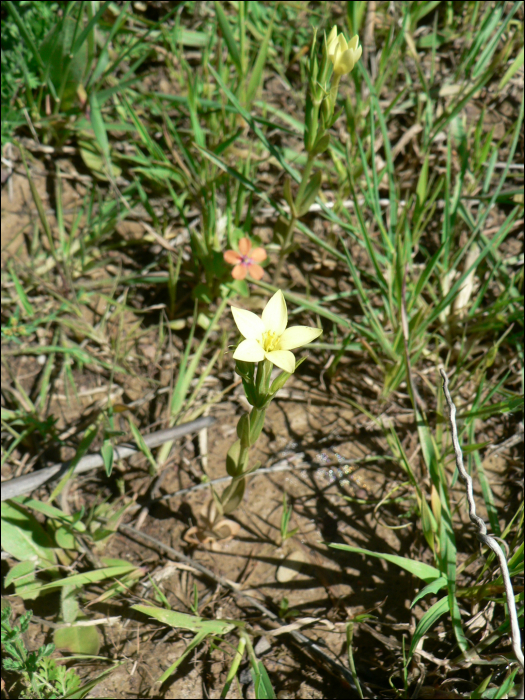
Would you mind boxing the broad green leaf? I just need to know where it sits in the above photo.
[4,560,36,589]
[54,622,101,655]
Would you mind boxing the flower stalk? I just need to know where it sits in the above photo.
[272,26,361,286]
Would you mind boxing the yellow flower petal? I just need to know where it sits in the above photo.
[233,338,265,363]
[261,290,287,336]
[348,34,360,51]
[337,33,348,52]
[231,306,265,340]
[265,350,296,374]
[277,326,322,351]
[327,25,338,54]
[336,49,356,75]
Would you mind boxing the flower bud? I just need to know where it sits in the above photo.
[327,28,362,77]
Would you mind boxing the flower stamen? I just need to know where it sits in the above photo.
[262,330,279,352]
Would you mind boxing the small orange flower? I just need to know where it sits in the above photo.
[223,237,267,280]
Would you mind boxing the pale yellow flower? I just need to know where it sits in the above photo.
[231,290,322,374]
[327,26,362,76]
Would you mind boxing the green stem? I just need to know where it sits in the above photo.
[295,151,316,205]
[328,74,341,120]
[272,214,296,286]
[238,442,249,473]
[272,150,317,285]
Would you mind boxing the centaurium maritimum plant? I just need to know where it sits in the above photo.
[206,291,321,529]
[273,26,362,284]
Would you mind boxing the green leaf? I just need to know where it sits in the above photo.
[39,15,89,111]
[89,92,110,162]
[251,660,276,699]
[312,133,330,156]
[101,439,114,477]
[328,544,442,583]
[78,138,122,181]
[226,439,243,476]
[54,623,101,655]
[132,604,236,635]
[14,564,139,599]
[214,1,242,75]
[237,413,251,448]
[407,596,449,666]
[8,262,34,317]
[499,46,524,90]
[296,170,322,217]
[282,176,296,216]
[246,12,274,105]
[1,501,57,567]
[411,577,448,608]
[127,418,157,474]
[221,478,246,515]
[16,497,86,532]
[4,560,36,590]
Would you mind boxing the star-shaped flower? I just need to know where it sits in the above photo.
[231,290,322,374]
[223,237,267,280]
[326,26,362,76]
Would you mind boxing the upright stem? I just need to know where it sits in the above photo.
[272,152,316,286]
[295,152,316,205]
[328,74,341,119]
[272,214,297,286]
